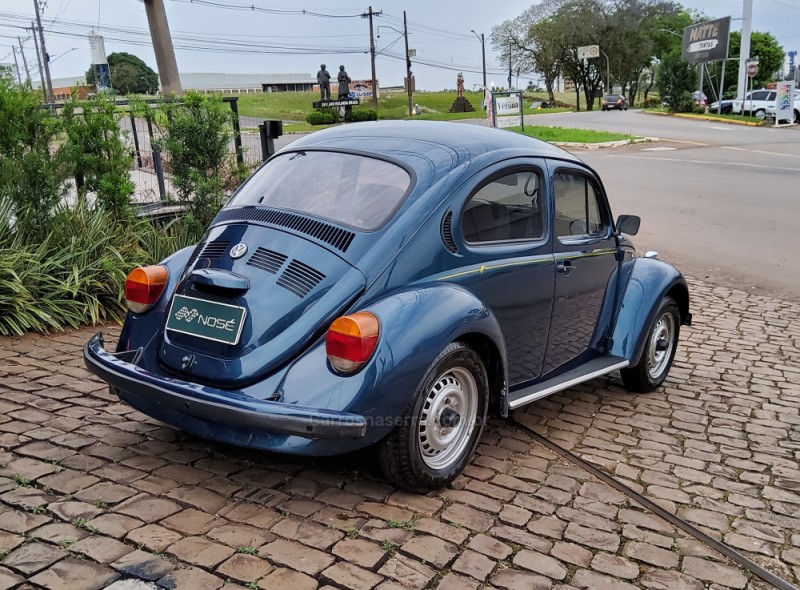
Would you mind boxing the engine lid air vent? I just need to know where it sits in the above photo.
[441,211,457,253]
[246,247,288,274]
[276,259,326,298]
[213,207,355,252]
[198,240,231,260]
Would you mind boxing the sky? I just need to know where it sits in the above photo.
[1,0,799,92]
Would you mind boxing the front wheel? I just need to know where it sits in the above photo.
[620,296,680,393]
[754,108,766,120]
[378,341,488,492]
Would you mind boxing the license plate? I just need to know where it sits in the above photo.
[166,294,247,345]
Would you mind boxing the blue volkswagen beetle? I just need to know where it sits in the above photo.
[85,121,690,492]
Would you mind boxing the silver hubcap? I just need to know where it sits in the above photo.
[418,367,477,470]
[647,312,676,380]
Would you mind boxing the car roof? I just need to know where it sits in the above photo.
[283,120,581,182]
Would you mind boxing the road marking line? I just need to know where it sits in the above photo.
[710,126,735,131]
[656,139,709,146]
[722,146,800,159]
[608,154,800,172]
[641,147,677,151]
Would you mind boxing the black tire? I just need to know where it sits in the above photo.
[754,108,766,120]
[722,106,732,115]
[378,341,489,492]
[620,296,680,393]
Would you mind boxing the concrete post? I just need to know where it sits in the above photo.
[736,0,753,100]
[143,0,183,95]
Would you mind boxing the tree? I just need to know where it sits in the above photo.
[657,51,695,112]
[709,31,784,97]
[491,0,564,105]
[86,52,159,94]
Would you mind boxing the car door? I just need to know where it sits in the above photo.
[543,163,618,375]
[453,161,555,385]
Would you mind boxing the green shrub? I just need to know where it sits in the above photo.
[0,80,67,242]
[0,197,202,336]
[157,92,234,228]
[345,108,378,123]
[61,93,135,219]
[306,110,336,125]
[656,52,695,113]
[641,96,661,108]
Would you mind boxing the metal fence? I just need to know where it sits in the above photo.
[49,96,272,211]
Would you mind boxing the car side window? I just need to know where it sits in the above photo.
[553,171,606,240]
[461,170,544,243]
[750,91,767,101]
[767,92,776,101]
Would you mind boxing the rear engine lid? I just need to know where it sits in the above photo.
[157,222,365,387]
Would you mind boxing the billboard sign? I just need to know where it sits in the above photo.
[491,91,524,130]
[577,45,599,60]
[775,81,795,125]
[89,33,111,92]
[682,17,731,63]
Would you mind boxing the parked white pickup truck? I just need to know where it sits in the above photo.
[709,89,777,118]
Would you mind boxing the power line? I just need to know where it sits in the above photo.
[167,0,363,18]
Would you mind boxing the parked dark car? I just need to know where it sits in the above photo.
[85,121,690,492]
[601,94,628,111]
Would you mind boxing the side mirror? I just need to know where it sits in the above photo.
[616,214,640,236]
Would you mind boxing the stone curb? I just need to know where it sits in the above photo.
[552,136,653,150]
[642,110,763,126]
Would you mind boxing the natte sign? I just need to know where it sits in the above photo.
[682,16,731,63]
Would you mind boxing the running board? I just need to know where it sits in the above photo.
[508,356,629,410]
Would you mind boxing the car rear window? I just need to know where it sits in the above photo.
[228,150,412,230]
[605,95,621,100]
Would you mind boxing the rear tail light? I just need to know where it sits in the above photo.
[326,312,380,374]
[125,266,168,314]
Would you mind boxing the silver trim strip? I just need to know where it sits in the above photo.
[508,359,630,409]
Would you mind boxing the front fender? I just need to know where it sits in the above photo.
[278,283,508,445]
[609,258,690,364]
[117,245,195,353]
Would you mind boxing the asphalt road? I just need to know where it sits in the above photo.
[270,111,800,301]
[528,110,800,302]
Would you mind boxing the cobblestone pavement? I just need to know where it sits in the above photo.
[0,277,797,590]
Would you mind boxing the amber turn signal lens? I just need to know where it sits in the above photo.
[124,266,168,314]
[326,312,380,374]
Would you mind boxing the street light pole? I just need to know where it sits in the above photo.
[471,30,486,89]
[600,48,610,93]
[403,11,412,117]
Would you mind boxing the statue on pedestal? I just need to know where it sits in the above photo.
[457,72,464,98]
[337,65,352,99]
[317,64,331,100]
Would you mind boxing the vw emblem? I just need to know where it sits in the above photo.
[230,243,248,259]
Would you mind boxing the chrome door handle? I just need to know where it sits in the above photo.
[556,260,573,276]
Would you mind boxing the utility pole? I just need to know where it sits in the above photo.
[30,23,47,101]
[470,30,487,90]
[33,0,53,102]
[362,6,381,110]
[403,11,412,117]
[737,0,753,100]
[12,46,22,85]
[144,0,183,95]
[17,37,31,84]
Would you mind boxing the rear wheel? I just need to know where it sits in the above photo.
[620,296,680,393]
[754,108,766,120]
[378,341,488,492]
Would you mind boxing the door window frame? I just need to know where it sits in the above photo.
[550,166,614,247]
[458,165,550,249]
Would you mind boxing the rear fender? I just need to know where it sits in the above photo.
[117,245,195,353]
[278,283,508,445]
[609,258,690,365]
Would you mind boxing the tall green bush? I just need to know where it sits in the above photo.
[158,92,234,232]
[656,52,695,113]
[0,79,67,242]
[61,93,135,218]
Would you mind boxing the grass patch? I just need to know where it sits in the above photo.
[508,125,634,143]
